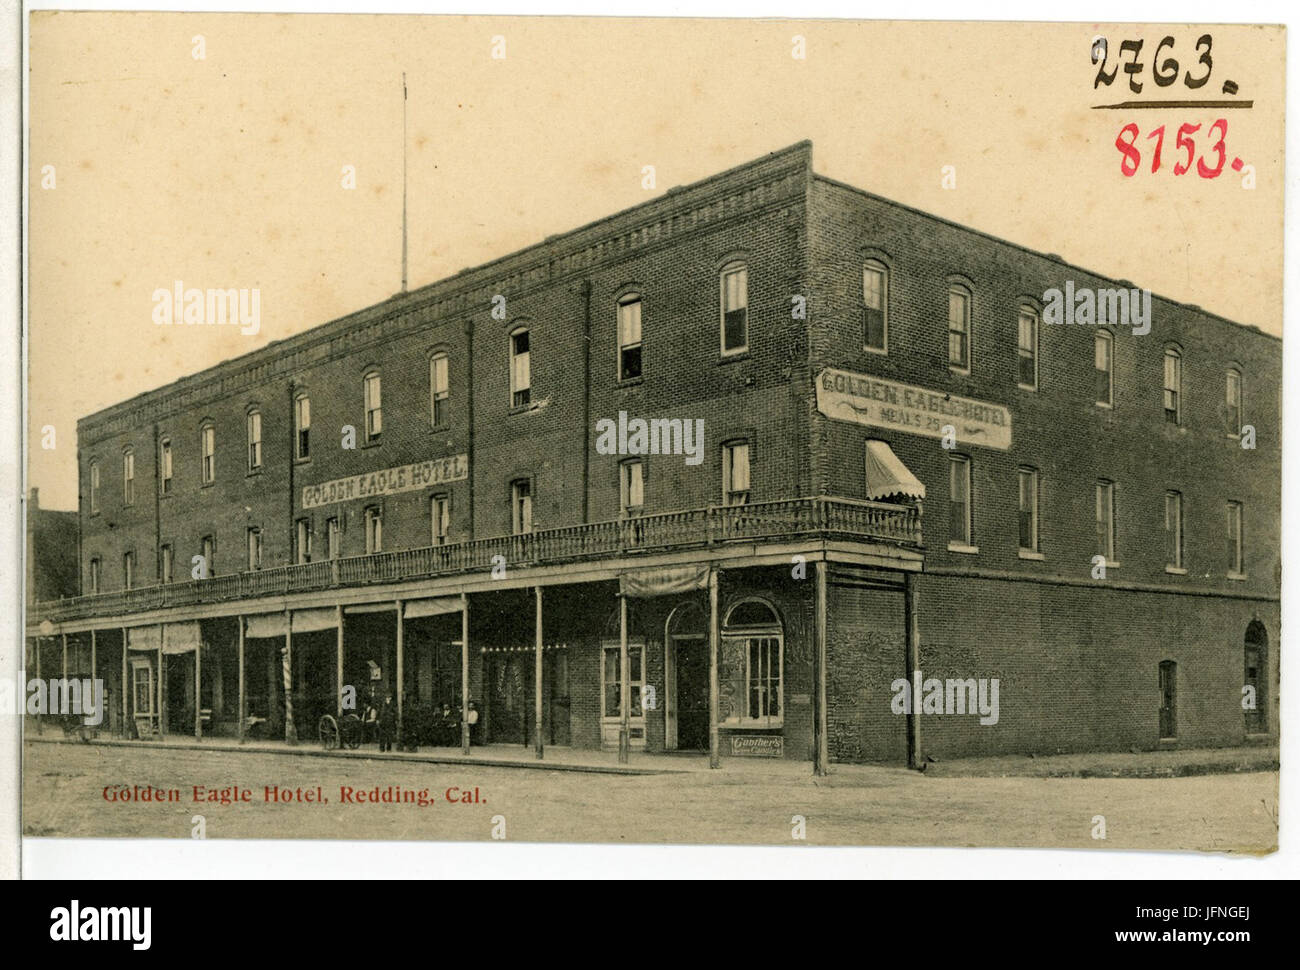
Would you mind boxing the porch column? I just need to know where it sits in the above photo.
[813,559,830,776]
[904,571,923,770]
[283,611,297,744]
[120,629,128,737]
[335,605,344,718]
[618,593,629,764]
[395,599,404,744]
[708,567,720,769]
[89,630,98,727]
[34,637,42,732]
[194,634,202,740]
[61,632,67,680]
[460,594,471,754]
[237,616,245,743]
[534,585,544,760]
[157,624,165,735]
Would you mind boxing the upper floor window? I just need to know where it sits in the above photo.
[1226,368,1243,436]
[1017,307,1038,389]
[296,518,312,565]
[1096,480,1116,563]
[510,329,531,407]
[122,449,135,506]
[618,295,643,380]
[949,455,973,548]
[294,394,311,459]
[201,535,215,577]
[159,437,173,494]
[620,459,644,516]
[1227,501,1244,576]
[364,372,382,442]
[430,353,450,427]
[722,442,751,507]
[1163,348,1182,424]
[88,557,101,595]
[200,424,216,484]
[1095,331,1114,407]
[511,479,533,535]
[431,494,450,546]
[326,517,341,560]
[1164,491,1184,570]
[160,544,174,584]
[89,460,100,513]
[364,506,383,554]
[1018,466,1040,554]
[720,263,748,356]
[122,551,134,590]
[948,285,971,372]
[862,260,888,352]
[246,409,262,471]
[247,527,263,571]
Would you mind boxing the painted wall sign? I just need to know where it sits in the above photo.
[730,735,784,758]
[302,454,468,509]
[815,368,1012,450]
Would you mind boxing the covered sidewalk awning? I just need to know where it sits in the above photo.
[864,440,926,502]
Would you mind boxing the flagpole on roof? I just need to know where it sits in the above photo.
[401,72,408,294]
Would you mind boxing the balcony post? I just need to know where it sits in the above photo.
[33,637,42,733]
[395,599,404,745]
[120,629,128,738]
[534,585,544,760]
[157,624,165,736]
[283,611,297,744]
[89,630,97,710]
[335,606,344,718]
[61,632,67,681]
[194,632,202,741]
[904,570,923,769]
[708,566,720,769]
[460,594,471,754]
[813,559,830,776]
[618,592,630,764]
[237,616,245,743]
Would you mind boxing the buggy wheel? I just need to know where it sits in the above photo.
[340,713,363,750]
[318,714,340,750]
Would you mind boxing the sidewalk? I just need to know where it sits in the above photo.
[922,745,1279,779]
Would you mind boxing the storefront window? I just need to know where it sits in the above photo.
[720,599,783,727]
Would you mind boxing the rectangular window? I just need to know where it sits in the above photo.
[1227,501,1244,575]
[602,645,644,719]
[431,495,450,546]
[1095,332,1114,406]
[511,480,533,535]
[720,265,748,355]
[160,440,173,494]
[747,636,781,723]
[160,544,173,584]
[132,663,154,716]
[296,518,312,565]
[247,527,263,571]
[948,456,972,547]
[1095,481,1115,562]
[1165,491,1183,569]
[201,535,215,577]
[510,330,531,407]
[1018,467,1039,553]
[364,373,382,442]
[122,451,135,506]
[1163,351,1182,424]
[723,442,751,506]
[948,288,970,371]
[295,395,311,459]
[620,460,644,515]
[1017,310,1038,389]
[90,462,100,513]
[246,411,262,470]
[863,263,887,352]
[618,297,642,380]
[1226,370,1243,436]
[364,507,383,554]
[326,517,341,560]
[201,426,215,484]
[430,354,450,427]
[89,558,101,595]
[122,551,134,590]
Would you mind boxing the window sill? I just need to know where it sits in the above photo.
[947,543,979,555]
[616,377,644,389]
[1165,565,1188,575]
[948,366,971,377]
[1016,383,1037,393]
[862,344,888,356]
[294,457,311,465]
[200,482,215,489]
[509,402,541,416]
[1227,571,1248,581]
[246,469,263,478]
[1017,549,1045,561]
[1096,401,1114,410]
[717,351,750,365]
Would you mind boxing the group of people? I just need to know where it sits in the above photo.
[362,692,479,752]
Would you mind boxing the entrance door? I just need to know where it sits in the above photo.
[486,653,527,744]
[1158,660,1177,739]
[1244,631,1266,735]
[675,636,709,751]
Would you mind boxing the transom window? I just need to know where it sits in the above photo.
[862,260,888,352]
[720,263,748,355]
[617,296,642,381]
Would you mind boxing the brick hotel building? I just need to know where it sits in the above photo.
[27,142,1279,768]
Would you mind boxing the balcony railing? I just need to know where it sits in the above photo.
[33,495,921,624]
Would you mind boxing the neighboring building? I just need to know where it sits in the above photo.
[26,488,78,605]
[27,141,1279,765]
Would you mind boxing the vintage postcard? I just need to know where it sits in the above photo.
[21,13,1283,855]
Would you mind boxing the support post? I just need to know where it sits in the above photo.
[904,570,923,770]
[336,606,344,718]
[618,593,629,764]
[61,632,67,680]
[89,630,98,727]
[157,624,165,736]
[460,594,471,754]
[237,617,245,743]
[395,599,404,745]
[708,567,720,769]
[34,637,42,733]
[813,559,830,776]
[534,585,544,760]
[120,629,128,738]
[194,634,202,740]
[283,611,297,744]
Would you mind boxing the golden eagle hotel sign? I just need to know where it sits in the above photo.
[815,368,1012,450]
[302,454,469,510]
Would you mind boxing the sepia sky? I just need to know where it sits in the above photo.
[27,14,1286,509]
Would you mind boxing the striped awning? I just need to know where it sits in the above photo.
[865,440,926,501]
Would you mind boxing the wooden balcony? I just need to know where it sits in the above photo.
[32,495,921,624]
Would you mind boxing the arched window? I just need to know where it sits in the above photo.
[246,408,262,471]
[617,294,643,380]
[363,371,382,442]
[863,259,888,352]
[1094,330,1114,407]
[294,393,311,459]
[720,261,748,356]
[509,327,531,407]
[200,423,215,484]
[121,448,135,506]
[948,283,971,371]
[1163,347,1182,424]
[1244,622,1268,735]
[430,353,450,427]
[1016,305,1038,389]
[1225,367,1243,436]
[720,598,784,728]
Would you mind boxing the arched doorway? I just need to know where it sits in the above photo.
[721,599,784,730]
[665,602,707,751]
[1245,621,1268,735]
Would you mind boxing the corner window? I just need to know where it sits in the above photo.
[246,409,262,471]
[430,353,450,427]
[122,448,135,506]
[863,260,888,352]
[1163,348,1182,424]
[1017,307,1038,389]
[510,328,532,408]
[1164,491,1184,570]
[511,479,533,535]
[948,285,971,372]
[364,372,382,442]
[720,263,748,355]
[1095,331,1114,407]
[200,424,216,484]
[364,507,383,554]
[948,455,972,547]
[722,441,751,507]
[617,296,643,381]
[159,437,173,494]
[295,394,311,459]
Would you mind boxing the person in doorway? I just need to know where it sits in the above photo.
[361,695,379,744]
[377,693,397,752]
[438,703,455,747]
[466,699,480,747]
